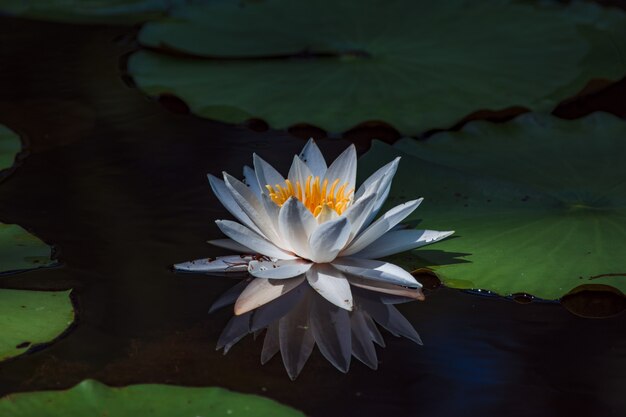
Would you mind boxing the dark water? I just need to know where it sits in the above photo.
[0,17,625,417]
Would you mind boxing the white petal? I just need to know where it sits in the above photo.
[173,255,253,273]
[315,203,339,224]
[342,192,377,240]
[234,276,305,315]
[331,257,420,288]
[354,157,399,201]
[208,174,262,235]
[308,217,351,263]
[248,258,312,279]
[260,193,282,245]
[349,276,425,300]
[310,295,351,372]
[243,165,262,197]
[305,264,353,311]
[278,197,317,259]
[355,157,400,224]
[323,144,357,193]
[208,238,253,253]
[223,173,281,243]
[253,154,285,193]
[287,155,313,190]
[352,229,455,259]
[216,220,296,260]
[299,138,327,177]
[341,198,423,256]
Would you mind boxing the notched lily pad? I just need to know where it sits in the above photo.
[359,112,626,299]
[0,223,57,275]
[129,0,626,135]
[0,289,74,362]
[0,379,305,417]
[0,124,21,178]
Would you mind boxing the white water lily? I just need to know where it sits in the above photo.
[175,139,453,314]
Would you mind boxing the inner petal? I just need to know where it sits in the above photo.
[265,175,354,217]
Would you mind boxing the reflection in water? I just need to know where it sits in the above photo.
[212,281,422,380]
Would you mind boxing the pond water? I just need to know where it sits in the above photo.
[0,16,625,417]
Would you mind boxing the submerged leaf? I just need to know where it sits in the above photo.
[359,112,626,299]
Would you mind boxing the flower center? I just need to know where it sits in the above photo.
[265,175,354,216]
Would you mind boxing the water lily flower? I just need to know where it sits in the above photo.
[175,139,453,314]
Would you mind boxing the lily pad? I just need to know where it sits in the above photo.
[0,124,21,176]
[0,289,74,362]
[0,379,305,416]
[0,223,57,275]
[359,112,626,299]
[0,0,191,24]
[129,0,626,135]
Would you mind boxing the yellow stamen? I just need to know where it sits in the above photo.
[266,175,354,216]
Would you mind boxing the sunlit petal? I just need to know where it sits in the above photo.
[299,138,327,177]
[306,264,353,311]
[287,155,313,190]
[248,258,312,279]
[223,172,281,243]
[323,144,357,195]
[253,153,284,194]
[331,257,420,288]
[216,220,296,260]
[341,198,423,256]
[278,197,317,259]
[173,255,253,273]
[207,174,262,235]
[308,217,351,263]
[349,275,425,300]
[243,165,262,197]
[353,229,455,259]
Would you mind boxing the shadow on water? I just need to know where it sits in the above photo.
[0,16,624,417]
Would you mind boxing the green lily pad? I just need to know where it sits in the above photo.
[0,0,192,24]
[0,124,21,176]
[0,379,305,416]
[129,0,626,135]
[0,289,74,362]
[0,223,57,275]
[359,112,626,299]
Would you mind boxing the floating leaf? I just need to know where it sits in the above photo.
[0,124,21,176]
[0,223,57,275]
[129,0,626,134]
[0,0,191,24]
[0,379,305,416]
[0,289,74,362]
[359,112,626,299]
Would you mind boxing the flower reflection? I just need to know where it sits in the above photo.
[214,281,422,380]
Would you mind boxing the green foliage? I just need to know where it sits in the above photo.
[0,289,74,362]
[0,379,305,417]
[129,0,626,134]
[359,113,626,299]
